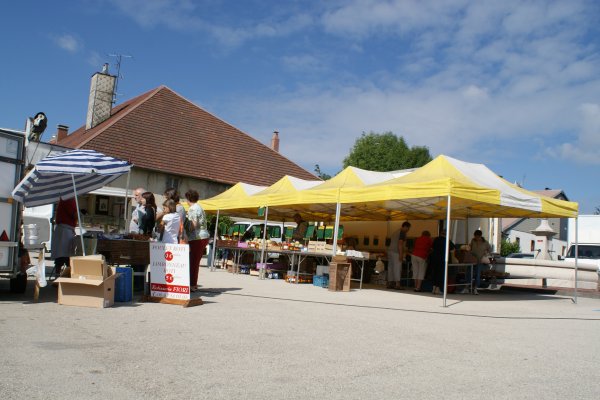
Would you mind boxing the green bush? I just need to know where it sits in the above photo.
[500,238,520,256]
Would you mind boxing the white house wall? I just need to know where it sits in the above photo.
[505,230,567,259]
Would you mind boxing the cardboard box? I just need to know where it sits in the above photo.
[70,255,108,281]
[329,262,351,292]
[307,241,334,254]
[56,266,116,308]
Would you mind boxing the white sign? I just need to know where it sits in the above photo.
[150,243,190,300]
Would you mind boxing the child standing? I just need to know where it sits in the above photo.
[159,199,181,244]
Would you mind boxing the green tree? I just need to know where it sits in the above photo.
[500,238,520,257]
[314,164,332,180]
[343,131,432,170]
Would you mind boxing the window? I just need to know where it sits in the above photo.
[515,237,520,245]
[166,176,181,191]
[530,240,535,251]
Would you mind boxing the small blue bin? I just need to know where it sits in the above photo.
[115,267,133,302]
[313,274,329,288]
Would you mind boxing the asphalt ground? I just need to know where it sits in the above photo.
[1,268,600,400]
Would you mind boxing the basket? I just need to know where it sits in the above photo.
[96,239,150,265]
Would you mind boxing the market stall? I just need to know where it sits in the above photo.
[200,155,579,305]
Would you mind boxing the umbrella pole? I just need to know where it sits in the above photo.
[123,170,131,233]
[71,174,86,256]
[443,195,451,307]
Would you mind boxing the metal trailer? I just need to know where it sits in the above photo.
[0,128,26,276]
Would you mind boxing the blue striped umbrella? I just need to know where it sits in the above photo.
[12,149,131,207]
[12,149,132,255]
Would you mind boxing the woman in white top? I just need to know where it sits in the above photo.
[156,188,186,238]
[184,189,210,292]
[159,199,181,244]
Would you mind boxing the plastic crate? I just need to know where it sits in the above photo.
[115,266,133,302]
[312,274,329,288]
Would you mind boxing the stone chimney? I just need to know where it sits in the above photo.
[56,124,69,142]
[271,130,280,152]
[86,63,116,130]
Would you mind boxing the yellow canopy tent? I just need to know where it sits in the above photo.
[334,155,578,305]
[200,175,324,220]
[200,166,412,221]
[199,182,266,211]
[339,155,578,219]
[200,156,577,223]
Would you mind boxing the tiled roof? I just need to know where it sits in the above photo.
[57,85,318,186]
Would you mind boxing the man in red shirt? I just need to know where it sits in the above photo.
[50,197,78,276]
[410,230,433,292]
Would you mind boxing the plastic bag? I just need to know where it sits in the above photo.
[26,260,47,287]
[37,259,47,287]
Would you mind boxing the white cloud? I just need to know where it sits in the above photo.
[546,103,600,165]
[462,85,489,101]
[108,0,600,170]
[108,0,201,30]
[108,0,313,47]
[321,0,460,38]
[52,34,81,53]
[227,69,600,173]
[281,54,327,72]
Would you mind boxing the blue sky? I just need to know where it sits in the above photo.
[2,0,600,213]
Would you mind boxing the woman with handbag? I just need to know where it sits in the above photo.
[184,189,210,292]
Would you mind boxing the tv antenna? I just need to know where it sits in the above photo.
[108,53,132,104]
